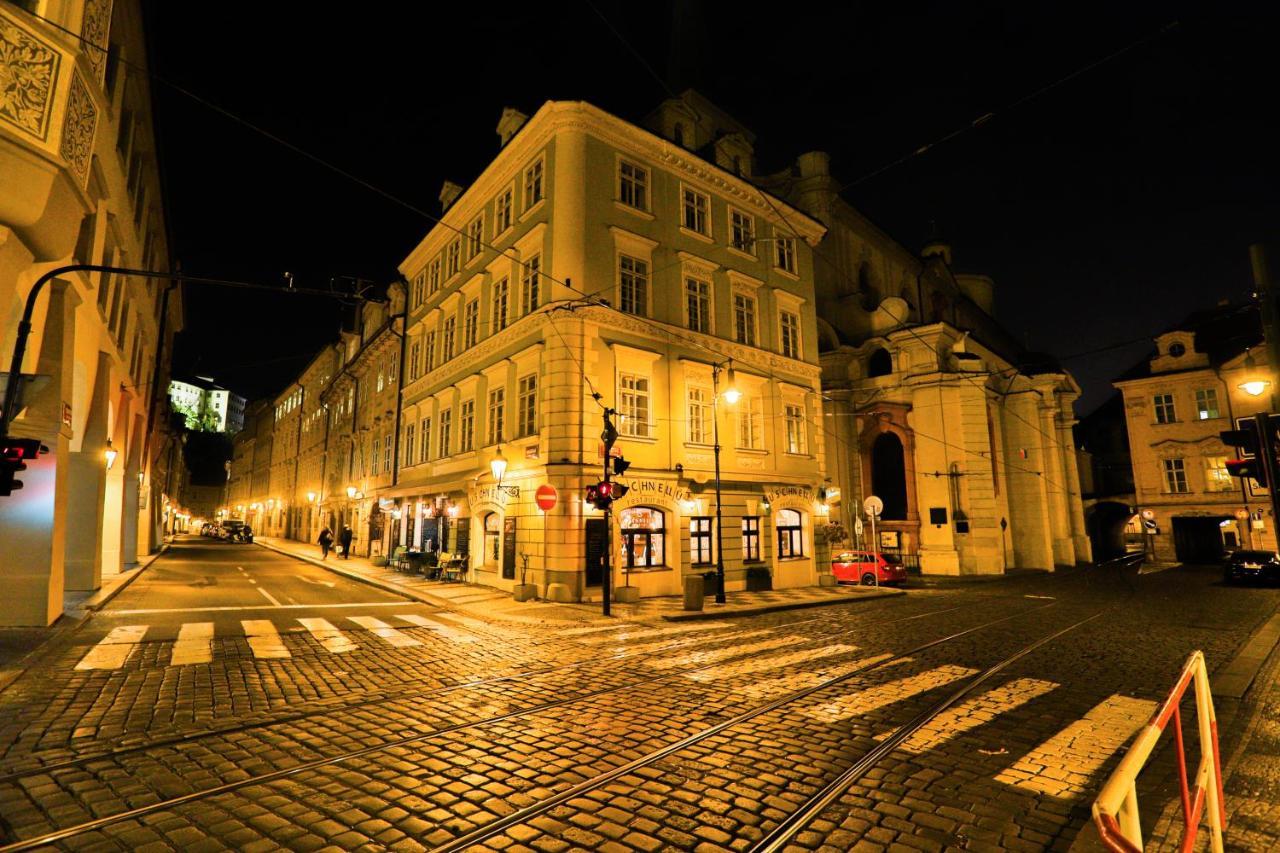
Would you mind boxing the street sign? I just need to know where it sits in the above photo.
[864,495,884,518]
[535,484,558,512]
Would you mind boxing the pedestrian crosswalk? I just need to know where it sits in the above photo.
[73,613,471,670]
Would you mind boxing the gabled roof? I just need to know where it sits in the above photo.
[1115,301,1262,381]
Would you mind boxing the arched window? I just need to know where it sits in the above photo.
[776,508,805,558]
[620,507,665,568]
[484,512,501,563]
[871,432,908,520]
[867,348,893,377]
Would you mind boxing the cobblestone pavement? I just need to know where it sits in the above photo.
[0,542,1277,851]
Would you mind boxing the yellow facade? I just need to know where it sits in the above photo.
[1115,326,1273,562]
[0,1,179,624]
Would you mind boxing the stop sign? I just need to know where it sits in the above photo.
[535,484,558,512]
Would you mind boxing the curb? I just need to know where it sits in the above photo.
[658,587,906,622]
[81,543,171,612]
[1212,611,1280,700]
[254,540,454,610]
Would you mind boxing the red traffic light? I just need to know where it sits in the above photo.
[1226,458,1268,487]
[597,481,614,498]
[0,437,47,497]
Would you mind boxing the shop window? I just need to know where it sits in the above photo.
[690,517,713,565]
[484,512,501,564]
[776,508,804,558]
[742,516,761,561]
[620,506,665,569]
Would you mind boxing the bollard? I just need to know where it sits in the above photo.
[683,574,705,610]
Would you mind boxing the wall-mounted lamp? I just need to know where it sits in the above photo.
[490,446,520,496]
[104,439,118,470]
[306,491,317,503]
[346,485,358,499]
[1239,350,1272,397]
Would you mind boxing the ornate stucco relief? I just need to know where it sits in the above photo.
[60,68,97,187]
[0,11,62,141]
[80,0,112,82]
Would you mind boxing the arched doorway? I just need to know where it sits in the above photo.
[871,432,908,521]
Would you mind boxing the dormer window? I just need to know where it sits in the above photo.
[1169,342,1186,357]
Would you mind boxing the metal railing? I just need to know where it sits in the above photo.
[1092,650,1225,852]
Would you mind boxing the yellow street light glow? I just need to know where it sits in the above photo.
[103,439,118,470]
[346,486,357,498]
[1239,379,1271,397]
[306,491,317,503]
[490,446,508,485]
[722,365,741,405]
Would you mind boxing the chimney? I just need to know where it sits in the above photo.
[439,181,463,213]
[496,107,529,148]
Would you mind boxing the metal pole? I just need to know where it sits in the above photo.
[870,510,878,587]
[601,408,612,617]
[712,365,726,604]
[1251,244,1280,548]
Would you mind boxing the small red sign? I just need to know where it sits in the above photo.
[535,484,558,512]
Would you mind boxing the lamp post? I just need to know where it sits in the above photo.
[710,361,740,604]
[490,446,520,497]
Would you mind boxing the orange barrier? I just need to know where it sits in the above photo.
[1092,650,1224,852]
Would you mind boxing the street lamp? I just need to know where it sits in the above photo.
[103,439,118,470]
[1239,351,1272,397]
[490,446,520,497]
[711,360,740,604]
[306,491,317,503]
[346,485,357,499]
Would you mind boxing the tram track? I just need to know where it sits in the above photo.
[0,598,1050,851]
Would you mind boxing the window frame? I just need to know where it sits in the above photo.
[618,158,650,211]
[686,384,712,445]
[1154,393,1176,424]
[742,516,761,562]
[733,292,758,347]
[487,387,505,446]
[517,374,538,437]
[619,373,652,439]
[690,516,714,566]
[774,234,797,275]
[619,253,649,317]
[1162,457,1188,493]
[523,156,545,211]
[522,254,541,315]
[779,309,800,359]
[459,400,475,452]
[684,276,712,334]
[1194,388,1220,420]
[492,277,510,332]
[438,409,452,457]
[495,186,514,236]
[463,299,479,348]
[419,417,431,463]
[738,393,764,450]
[784,403,806,454]
[729,207,756,256]
[776,508,805,558]
[681,185,711,238]
[620,506,666,569]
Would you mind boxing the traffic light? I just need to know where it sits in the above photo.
[0,437,48,496]
[1221,417,1280,488]
[612,455,631,477]
[1226,458,1268,487]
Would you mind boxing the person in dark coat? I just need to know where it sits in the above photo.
[318,526,334,559]
[339,525,354,558]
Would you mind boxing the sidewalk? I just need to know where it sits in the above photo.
[257,536,904,624]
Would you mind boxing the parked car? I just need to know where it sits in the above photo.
[218,520,246,541]
[1223,549,1280,585]
[831,551,908,586]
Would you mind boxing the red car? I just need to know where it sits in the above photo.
[831,551,908,586]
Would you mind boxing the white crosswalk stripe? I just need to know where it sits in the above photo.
[297,618,358,653]
[580,622,737,646]
[876,677,1059,753]
[995,694,1158,799]
[241,619,291,659]
[807,665,979,722]
[396,613,476,642]
[645,635,806,671]
[75,625,147,671]
[685,643,860,683]
[169,622,214,666]
[349,615,422,647]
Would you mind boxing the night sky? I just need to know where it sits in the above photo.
[147,1,1280,414]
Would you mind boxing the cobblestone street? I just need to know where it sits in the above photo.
[0,540,1277,851]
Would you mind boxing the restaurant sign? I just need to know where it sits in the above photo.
[764,485,814,505]
[469,484,513,508]
[615,478,691,506]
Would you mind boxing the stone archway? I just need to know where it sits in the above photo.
[871,432,908,520]
[859,407,921,552]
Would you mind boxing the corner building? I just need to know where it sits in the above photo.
[388,100,829,601]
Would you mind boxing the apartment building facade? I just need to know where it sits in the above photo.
[0,0,181,624]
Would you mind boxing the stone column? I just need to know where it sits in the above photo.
[0,279,78,625]
[120,414,144,568]
[65,352,112,592]
[1001,391,1055,570]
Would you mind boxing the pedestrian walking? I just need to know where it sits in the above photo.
[339,525,353,559]
[318,526,333,560]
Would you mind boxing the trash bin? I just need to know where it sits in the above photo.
[683,574,705,611]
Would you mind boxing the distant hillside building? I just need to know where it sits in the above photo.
[169,376,246,434]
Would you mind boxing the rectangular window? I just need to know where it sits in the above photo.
[619,374,651,438]
[1195,388,1220,420]
[518,374,538,437]
[524,158,543,208]
[1205,455,1233,492]
[439,410,452,457]
[371,437,380,475]
[620,254,648,316]
[690,517,713,565]
[742,517,761,561]
[682,187,709,235]
[495,188,513,234]
[522,254,541,314]
[408,341,421,380]
[487,388,505,446]
[775,235,797,274]
[777,512,804,558]
[467,216,483,260]
[420,417,431,463]
[730,208,755,253]
[428,258,442,294]
[780,310,800,359]
[1154,393,1176,424]
[459,400,475,451]
[1163,458,1188,493]
[412,272,426,308]
[425,330,437,372]
[464,299,479,347]
[738,395,764,449]
[687,385,711,444]
[404,424,415,467]
[734,293,757,346]
[685,277,711,334]
[383,432,392,473]
[442,316,457,361]
[492,278,509,332]
[446,240,461,278]
[785,404,806,454]
[619,160,649,210]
